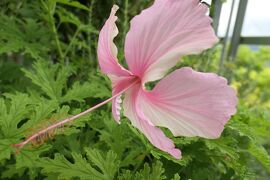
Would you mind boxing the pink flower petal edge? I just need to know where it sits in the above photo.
[97,5,135,122]
[123,84,182,159]
[97,5,130,77]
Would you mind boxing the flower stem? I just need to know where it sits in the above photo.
[12,79,139,150]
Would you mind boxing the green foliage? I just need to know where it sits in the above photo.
[228,113,270,172]
[229,47,270,109]
[119,161,166,180]
[38,149,119,179]
[23,60,73,101]
[0,0,270,179]
[0,14,52,59]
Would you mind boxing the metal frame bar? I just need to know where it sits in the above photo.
[212,0,223,33]
[215,0,269,77]
[219,0,236,70]
[227,0,249,60]
[240,37,270,45]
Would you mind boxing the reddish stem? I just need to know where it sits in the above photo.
[12,79,139,150]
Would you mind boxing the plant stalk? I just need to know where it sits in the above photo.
[12,79,139,150]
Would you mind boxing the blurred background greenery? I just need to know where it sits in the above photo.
[0,0,269,179]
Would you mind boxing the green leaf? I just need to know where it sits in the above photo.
[39,152,103,179]
[118,170,133,180]
[228,119,270,172]
[204,137,239,160]
[0,93,30,137]
[39,149,120,180]
[56,0,90,11]
[62,81,94,103]
[171,174,181,180]
[1,165,25,179]
[22,60,72,101]
[0,15,51,59]
[118,161,167,180]
[135,161,166,180]
[0,139,16,161]
[248,142,270,172]
[87,72,111,99]
[56,6,81,26]
[16,145,52,169]
[85,148,120,179]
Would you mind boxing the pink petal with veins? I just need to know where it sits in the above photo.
[98,5,135,122]
[97,5,131,76]
[138,67,237,138]
[123,84,181,159]
[124,0,218,83]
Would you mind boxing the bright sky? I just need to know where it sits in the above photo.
[206,0,270,37]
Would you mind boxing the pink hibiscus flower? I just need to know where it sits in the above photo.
[98,1,237,159]
[13,0,237,159]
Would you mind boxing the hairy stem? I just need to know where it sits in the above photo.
[52,20,64,63]
[63,27,80,58]
[48,2,64,63]
[87,0,95,61]
[13,79,139,149]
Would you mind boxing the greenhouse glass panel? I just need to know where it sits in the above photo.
[242,0,270,36]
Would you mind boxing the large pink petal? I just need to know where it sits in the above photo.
[124,0,218,83]
[138,67,237,138]
[123,84,181,159]
[97,5,130,76]
[97,5,135,122]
